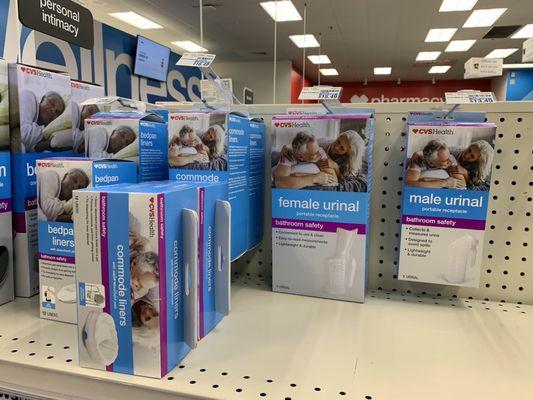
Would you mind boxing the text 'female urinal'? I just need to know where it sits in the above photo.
[324,228,357,296]
[446,235,479,284]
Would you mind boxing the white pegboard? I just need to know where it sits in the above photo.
[233,102,533,305]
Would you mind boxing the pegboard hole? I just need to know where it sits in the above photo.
[212,384,219,388]
[189,381,196,385]
[236,388,243,393]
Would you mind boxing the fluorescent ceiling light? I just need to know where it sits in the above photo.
[289,34,319,48]
[439,0,478,12]
[320,68,338,76]
[503,63,533,69]
[109,12,162,29]
[463,8,507,28]
[308,55,331,64]
[485,48,518,59]
[260,1,302,22]
[416,51,441,61]
[445,39,476,52]
[374,67,392,75]
[429,65,451,74]
[172,40,207,52]
[511,24,533,39]
[425,28,457,42]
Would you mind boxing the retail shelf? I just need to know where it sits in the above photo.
[0,273,532,400]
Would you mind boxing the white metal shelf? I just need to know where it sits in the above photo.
[0,273,532,400]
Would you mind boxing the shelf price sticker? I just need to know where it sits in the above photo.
[445,91,495,104]
[176,53,216,68]
[299,86,342,101]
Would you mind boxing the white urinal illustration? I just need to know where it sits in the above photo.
[83,311,118,366]
[324,228,357,296]
[446,235,479,284]
[57,283,77,303]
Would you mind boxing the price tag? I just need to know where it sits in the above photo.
[445,91,495,104]
[176,53,216,68]
[299,86,342,101]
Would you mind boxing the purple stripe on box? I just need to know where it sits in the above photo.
[402,215,486,230]
[272,115,370,121]
[25,197,37,211]
[0,198,12,214]
[272,218,366,234]
[198,188,205,339]
[99,193,112,373]
[38,253,75,264]
[13,212,26,233]
[157,194,168,375]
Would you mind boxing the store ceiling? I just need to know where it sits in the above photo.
[82,0,533,82]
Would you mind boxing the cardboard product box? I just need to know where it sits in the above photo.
[70,81,105,154]
[248,117,265,250]
[0,151,13,305]
[0,59,9,151]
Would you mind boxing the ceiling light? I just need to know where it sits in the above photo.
[485,48,518,59]
[429,65,451,73]
[511,24,533,39]
[289,34,319,48]
[307,55,331,64]
[463,8,507,28]
[109,12,162,29]
[445,39,476,52]
[416,51,441,61]
[172,40,208,52]
[503,63,533,69]
[425,28,457,42]
[320,68,338,76]
[260,1,302,22]
[374,67,392,75]
[439,0,478,12]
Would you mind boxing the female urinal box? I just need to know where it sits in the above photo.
[8,63,75,297]
[248,118,265,250]
[84,111,168,182]
[70,81,105,154]
[0,151,13,305]
[271,113,375,303]
[398,111,497,287]
[73,181,200,378]
[166,111,250,261]
[37,158,137,323]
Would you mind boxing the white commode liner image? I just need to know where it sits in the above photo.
[446,235,479,285]
[83,311,119,366]
[57,283,77,304]
[324,228,357,296]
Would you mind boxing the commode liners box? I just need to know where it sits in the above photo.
[0,151,13,305]
[399,112,497,287]
[74,181,200,378]
[248,117,265,249]
[70,81,105,154]
[167,111,249,260]
[85,112,168,182]
[271,113,374,303]
[8,63,75,297]
[37,158,137,323]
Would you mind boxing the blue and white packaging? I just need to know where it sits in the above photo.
[70,81,105,154]
[0,151,13,305]
[0,59,9,150]
[271,113,374,303]
[248,117,265,249]
[167,111,249,260]
[8,63,75,297]
[85,112,169,182]
[74,181,199,378]
[37,158,137,323]
[399,112,497,287]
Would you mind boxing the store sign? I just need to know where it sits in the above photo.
[464,57,503,79]
[299,86,342,100]
[445,91,495,104]
[18,0,94,49]
[177,53,216,68]
[243,87,254,104]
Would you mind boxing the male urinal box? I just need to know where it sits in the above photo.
[167,111,249,260]
[399,112,496,287]
[8,63,74,297]
[0,59,9,151]
[85,112,168,182]
[271,113,374,303]
[0,151,13,305]
[37,158,137,323]
[74,181,199,378]
[248,118,265,249]
[70,81,105,154]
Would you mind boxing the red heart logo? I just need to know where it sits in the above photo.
[274,122,280,127]
[21,66,26,72]
[412,128,418,134]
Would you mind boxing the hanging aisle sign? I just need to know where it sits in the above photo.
[445,91,495,104]
[18,0,94,49]
[176,53,216,68]
[299,86,342,101]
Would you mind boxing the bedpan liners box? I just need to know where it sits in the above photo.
[74,181,200,378]
[271,112,375,303]
[0,151,13,306]
[398,111,497,287]
[70,81,105,155]
[166,111,250,260]
[37,158,137,324]
[85,111,168,182]
[8,63,77,297]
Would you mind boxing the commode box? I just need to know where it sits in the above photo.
[271,113,374,303]
[37,158,137,323]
